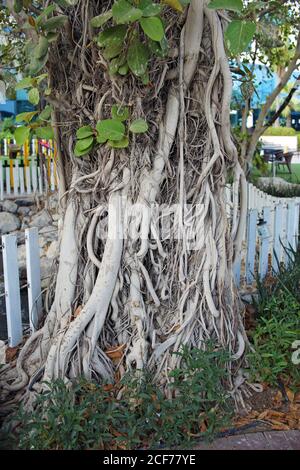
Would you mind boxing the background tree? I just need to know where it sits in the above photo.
[0,0,259,406]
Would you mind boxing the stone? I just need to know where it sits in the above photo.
[39,225,58,242]
[47,193,58,212]
[0,212,21,234]
[1,200,18,213]
[17,206,31,216]
[258,176,299,190]
[15,198,35,207]
[30,209,52,229]
[40,257,54,288]
[46,240,59,259]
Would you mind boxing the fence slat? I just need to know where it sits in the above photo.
[0,160,3,201]
[273,204,283,272]
[246,209,258,285]
[259,206,271,280]
[286,201,296,266]
[2,234,23,347]
[25,227,42,332]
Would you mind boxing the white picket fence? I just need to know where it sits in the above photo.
[228,182,300,289]
[1,183,300,347]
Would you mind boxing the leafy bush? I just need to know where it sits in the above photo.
[256,183,300,198]
[0,343,232,450]
[247,249,300,387]
[263,127,297,136]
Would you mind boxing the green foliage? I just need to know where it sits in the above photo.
[225,20,256,56]
[28,87,40,105]
[263,127,297,137]
[74,106,148,156]
[247,250,300,387]
[208,0,243,13]
[1,343,232,450]
[14,126,30,145]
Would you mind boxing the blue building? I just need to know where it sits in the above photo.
[0,88,35,120]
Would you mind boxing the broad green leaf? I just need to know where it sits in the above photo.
[36,5,56,26]
[15,77,33,90]
[208,0,243,12]
[28,53,48,75]
[162,0,183,13]
[38,105,52,121]
[91,11,113,28]
[118,63,129,75]
[148,39,165,58]
[76,125,94,139]
[109,58,121,75]
[129,119,148,133]
[16,111,38,123]
[140,16,164,42]
[97,25,127,47]
[14,126,30,145]
[108,136,129,148]
[74,136,94,156]
[36,73,48,85]
[112,0,143,24]
[96,119,125,142]
[225,20,256,55]
[140,0,163,17]
[34,36,49,60]
[14,0,23,13]
[103,43,123,60]
[127,39,149,77]
[35,126,54,139]
[42,15,68,32]
[28,88,40,106]
[111,105,129,121]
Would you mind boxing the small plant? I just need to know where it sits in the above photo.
[0,343,232,450]
[74,105,148,156]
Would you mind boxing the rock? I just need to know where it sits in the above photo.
[0,212,21,234]
[30,209,52,229]
[15,198,35,207]
[1,200,18,213]
[52,214,60,222]
[39,225,58,242]
[17,244,27,268]
[47,193,58,212]
[40,257,54,288]
[21,216,30,229]
[17,206,31,216]
[46,240,59,259]
[258,177,299,190]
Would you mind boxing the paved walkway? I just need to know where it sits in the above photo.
[195,431,300,450]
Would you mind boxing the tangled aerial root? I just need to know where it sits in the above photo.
[0,0,248,409]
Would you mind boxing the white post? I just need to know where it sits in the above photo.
[26,166,32,194]
[246,209,258,285]
[273,204,283,272]
[13,160,19,196]
[32,161,38,193]
[286,201,296,265]
[2,234,23,347]
[25,228,42,332]
[19,166,25,195]
[258,207,271,280]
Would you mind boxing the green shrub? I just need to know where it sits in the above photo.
[263,127,297,136]
[247,250,300,387]
[0,343,232,450]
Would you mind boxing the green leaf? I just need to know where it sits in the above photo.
[118,63,129,75]
[34,36,49,60]
[41,15,68,32]
[91,11,113,28]
[140,0,163,17]
[112,0,143,24]
[28,88,40,106]
[74,136,94,156]
[36,5,56,27]
[28,53,48,75]
[38,105,52,121]
[103,43,123,60]
[96,119,125,143]
[76,125,94,139]
[97,25,127,47]
[127,39,149,77]
[129,119,148,133]
[162,0,184,12]
[35,126,54,139]
[13,0,23,14]
[208,0,243,12]
[15,77,33,90]
[109,58,121,75]
[140,16,164,42]
[14,126,30,145]
[16,111,38,123]
[225,20,256,55]
[111,105,129,122]
[108,136,129,148]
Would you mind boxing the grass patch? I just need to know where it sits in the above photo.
[0,343,232,450]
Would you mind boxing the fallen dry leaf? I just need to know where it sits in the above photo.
[5,346,18,362]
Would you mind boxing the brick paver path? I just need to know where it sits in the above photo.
[194,431,300,450]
